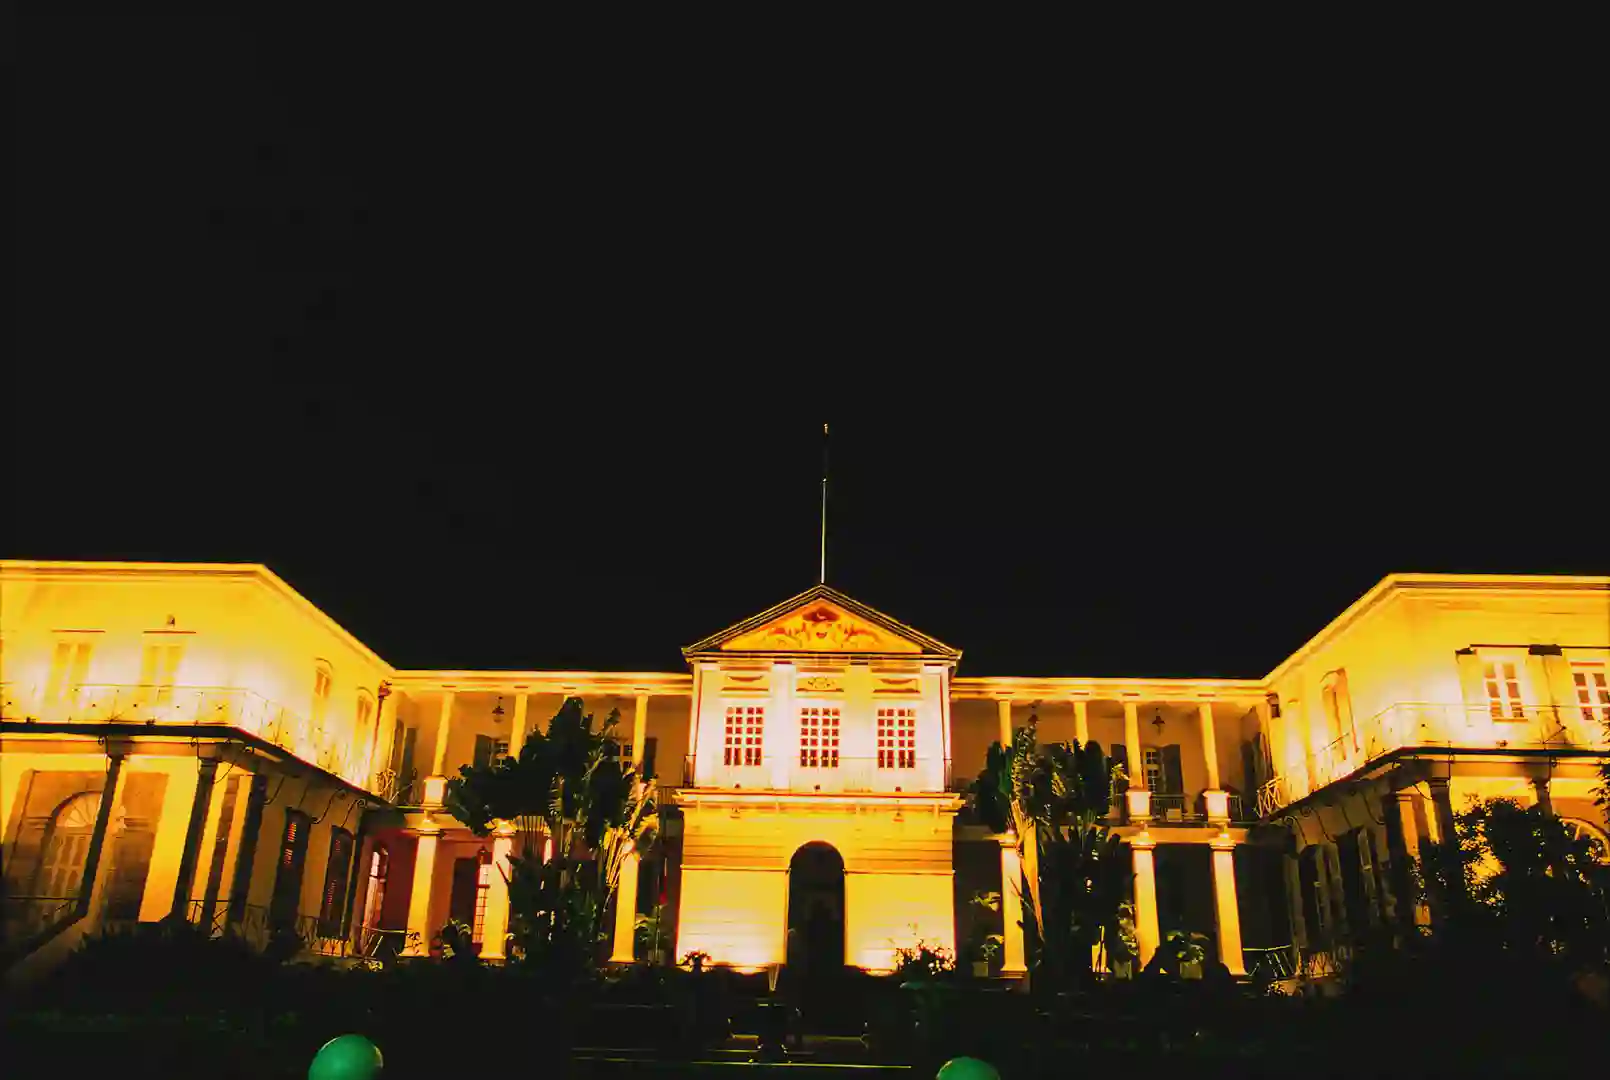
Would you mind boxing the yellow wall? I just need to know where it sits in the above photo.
[0,563,394,793]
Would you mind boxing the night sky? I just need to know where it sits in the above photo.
[11,17,1603,679]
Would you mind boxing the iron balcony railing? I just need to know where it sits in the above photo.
[1256,701,1608,817]
[1,895,78,945]
[2,682,379,793]
[680,754,954,794]
[185,899,354,957]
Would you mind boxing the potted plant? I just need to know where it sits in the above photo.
[680,950,711,974]
[970,934,1004,978]
[1104,901,1138,979]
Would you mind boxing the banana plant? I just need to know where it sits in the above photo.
[970,723,1128,989]
[446,696,656,969]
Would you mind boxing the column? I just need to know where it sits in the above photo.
[77,741,130,919]
[404,825,441,956]
[1199,702,1229,822]
[997,698,1013,748]
[1073,700,1089,746]
[631,693,649,769]
[139,760,202,922]
[1383,792,1428,933]
[169,756,222,918]
[1130,833,1160,968]
[226,774,270,926]
[1426,777,1457,848]
[1210,837,1245,975]
[1123,701,1149,821]
[430,689,456,777]
[480,821,515,962]
[508,692,531,760]
[999,840,1027,975]
[611,845,641,963]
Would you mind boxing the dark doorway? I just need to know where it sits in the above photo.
[786,842,845,975]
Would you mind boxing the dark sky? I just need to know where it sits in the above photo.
[10,17,1603,679]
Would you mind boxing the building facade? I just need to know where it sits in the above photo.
[2,561,1606,985]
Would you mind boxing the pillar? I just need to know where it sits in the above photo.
[1210,838,1245,975]
[1131,834,1160,968]
[226,774,270,927]
[430,690,456,777]
[480,822,515,962]
[631,693,649,769]
[1073,700,1089,746]
[998,698,1013,748]
[77,741,130,919]
[1426,777,1457,848]
[1383,792,1429,932]
[509,692,530,760]
[404,825,441,956]
[139,760,202,922]
[611,848,641,963]
[1531,776,1554,816]
[1198,702,1221,791]
[1123,701,1142,775]
[999,840,1027,975]
[170,756,221,918]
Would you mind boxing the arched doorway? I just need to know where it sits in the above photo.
[786,842,845,974]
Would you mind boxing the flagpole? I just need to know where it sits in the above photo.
[819,423,829,584]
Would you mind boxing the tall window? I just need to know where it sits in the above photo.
[1482,660,1526,720]
[1573,663,1609,725]
[270,809,311,932]
[312,663,332,728]
[138,636,185,707]
[45,637,95,706]
[473,852,492,944]
[34,793,100,900]
[361,847,389,936]
[1140,748,1160,792]
[799,706,840,768]
[1321,670,1355,750]
[318,827,354,937]
[876,707,916,769]
[723,705,764,766]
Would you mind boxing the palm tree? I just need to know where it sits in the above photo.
[970,722,1129,990]
[446,697,656,969]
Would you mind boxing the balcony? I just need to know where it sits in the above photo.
[1256,701,1606,817]
[679,754,953,795]
[0,682,377,793]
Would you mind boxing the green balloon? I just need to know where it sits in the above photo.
[309,1034,383,1080]
[936,1058,1000,1080]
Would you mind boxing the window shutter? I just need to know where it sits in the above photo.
[1111,744,1129,786]
[1161,744,1184,795]
[1454,649,1485,716]
[449,857,479,926]
[643,737,658,780]
[473,735,493,770]
[400,727,418,780]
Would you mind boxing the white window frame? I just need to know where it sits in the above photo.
[1480,655,1528,721]
[46,634,97,706]
[1143,747,1163,793]
[876,707,916,769]
[1571,662,1609,727]
[139,634,186,708]
[723,704,764,767]
[798,704,841,769]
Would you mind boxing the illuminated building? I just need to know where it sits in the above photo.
[2,561,1606,984]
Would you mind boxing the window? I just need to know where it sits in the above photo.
[723,705,764,766]
[318,827,354,937]
[355,691,375,750]
[312,663,332,728]
[1143,748,1163,793]
[35,793,101,899]
[45,637,95,705]
[1482,660,1526,720]
[798,706,840,768]
[1573,664,1609,725]
[361,847,389,936]
[138,637,185,707]
[472,735,510,770]
[473,853,492,944]
[877,707,916,769]
[1321,670,1355,750]
[270,810,311,932]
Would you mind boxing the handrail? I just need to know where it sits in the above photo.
[1259,700,1606,816]
[679,754,954,794]
[2,682,379,792]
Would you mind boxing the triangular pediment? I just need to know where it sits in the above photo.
[684,584,961,662]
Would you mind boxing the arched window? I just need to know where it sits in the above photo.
[1562,818,1610,864]
[34,793,101,900]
